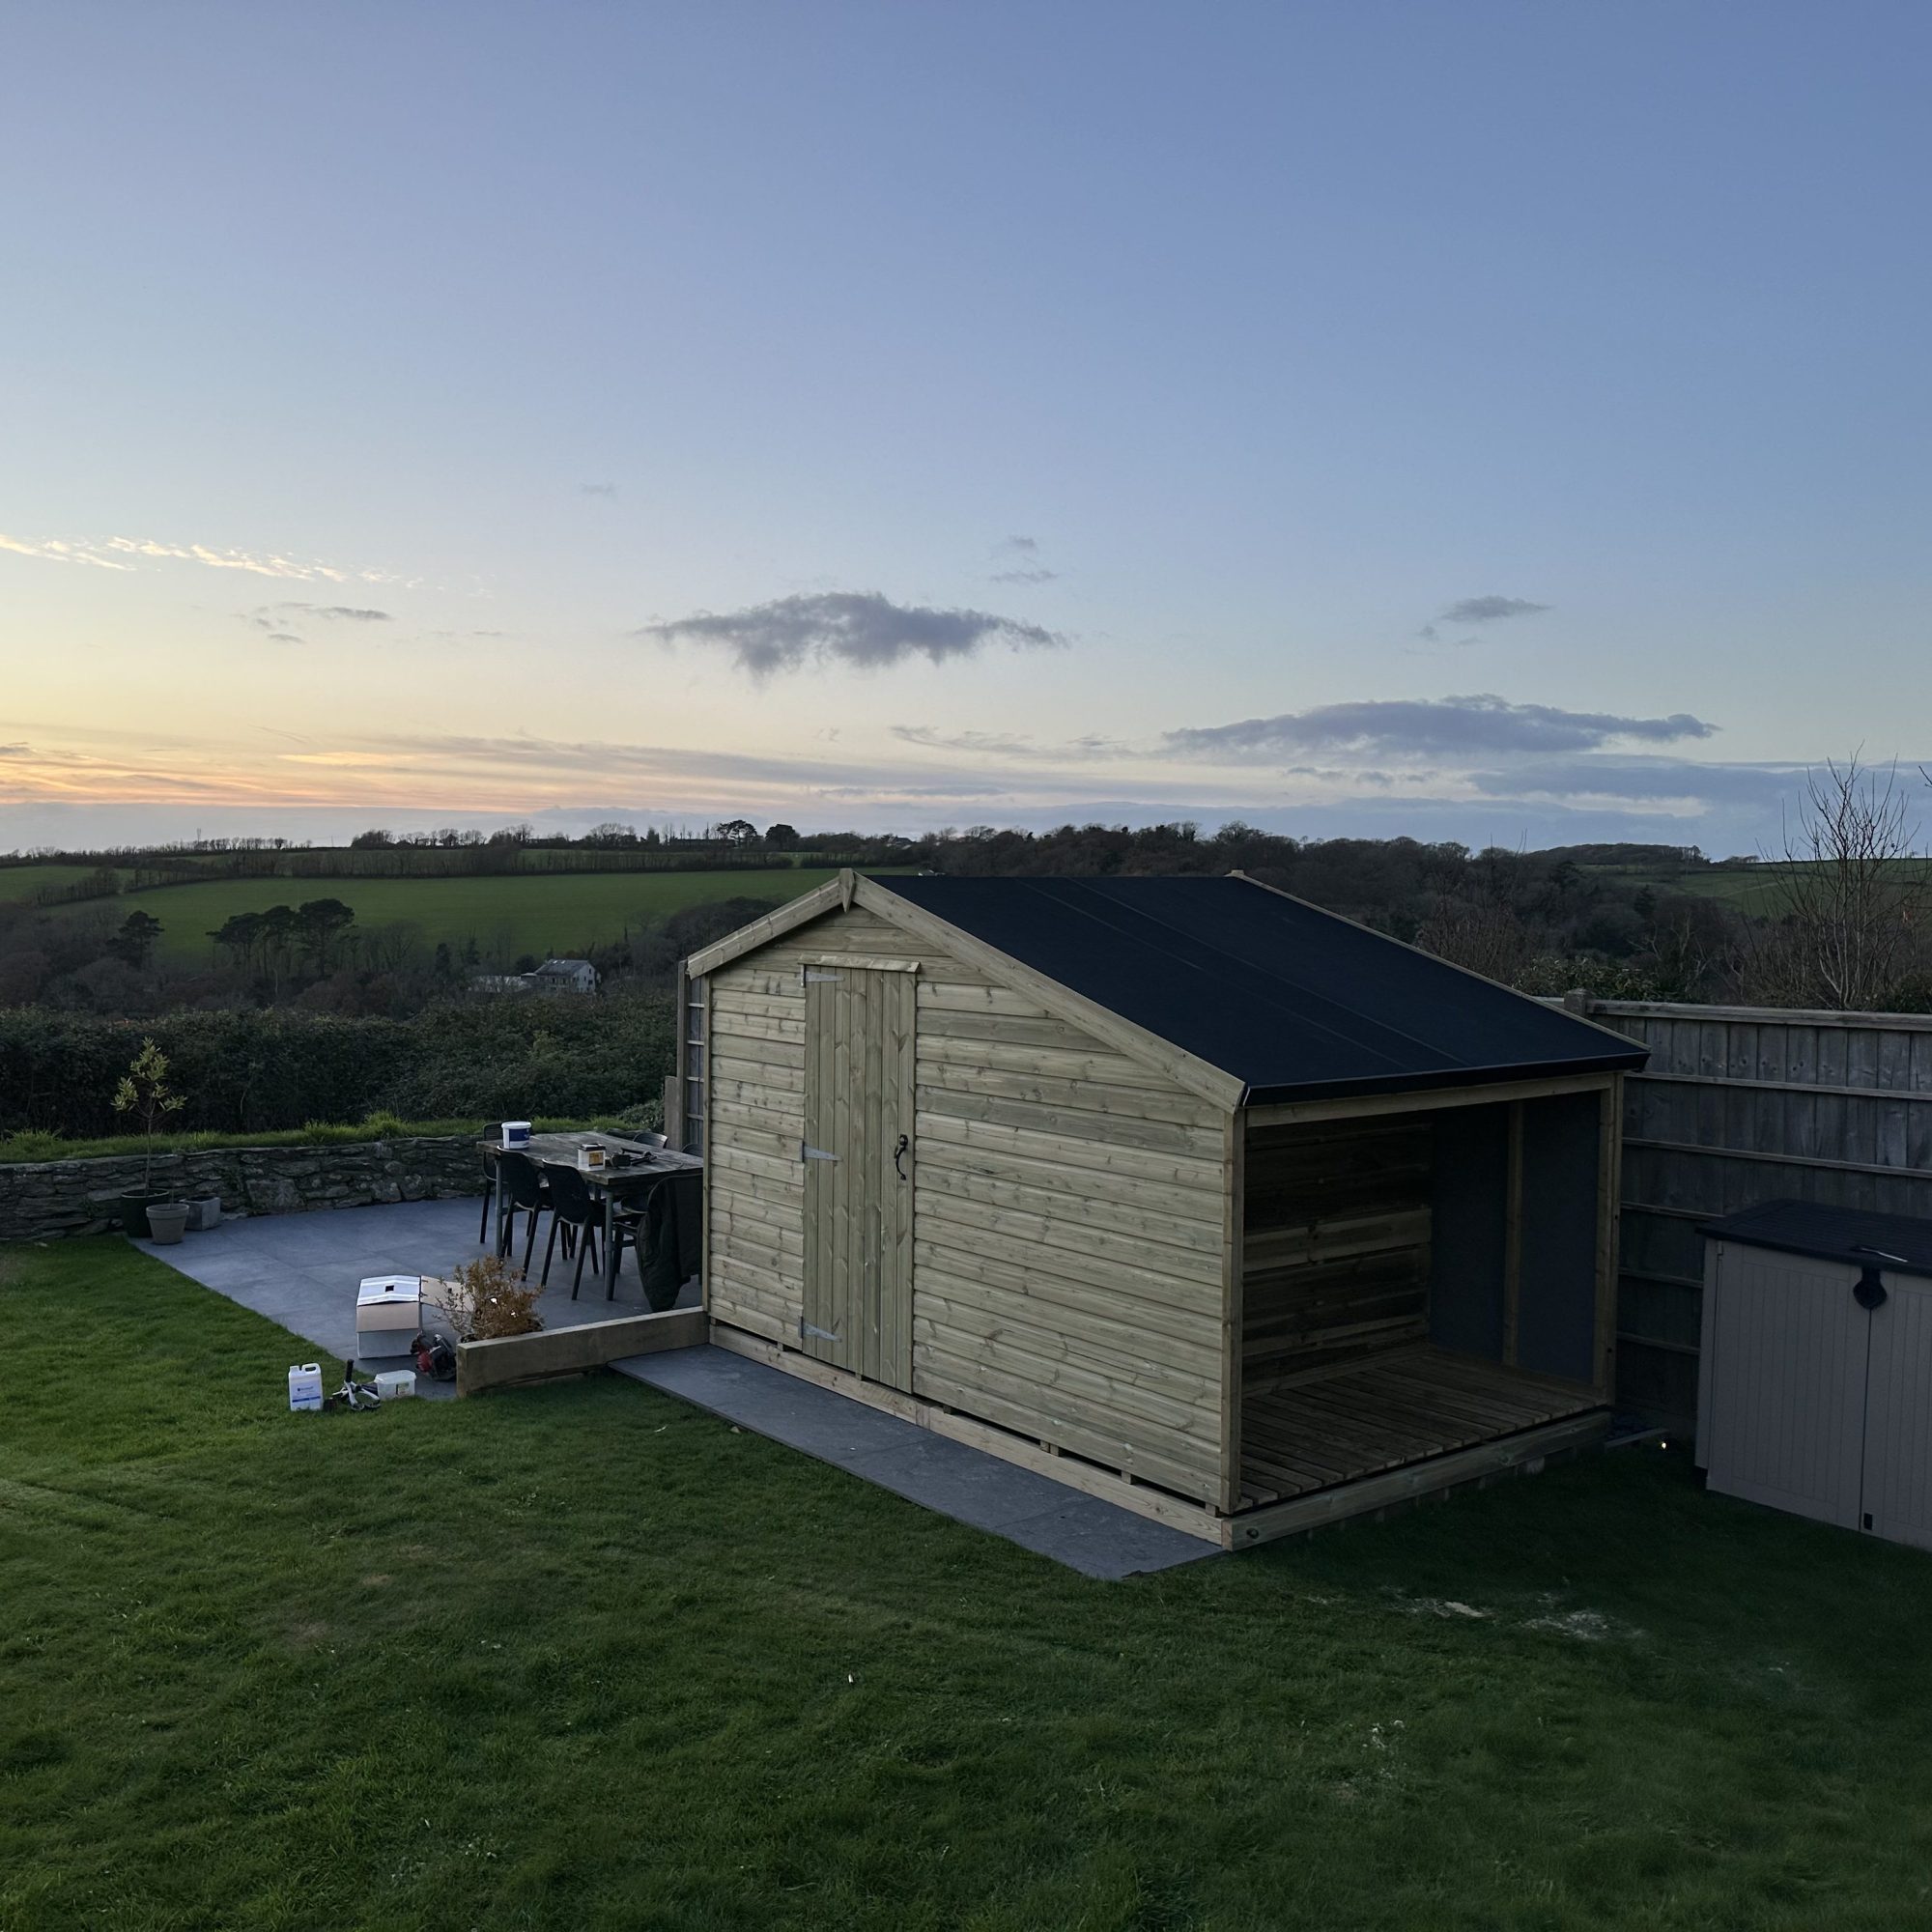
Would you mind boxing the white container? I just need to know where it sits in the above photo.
[289,1363,324,1412]
[501,1121,531,1149]
[374,1370,416,1400]
[577,1141,607,1171]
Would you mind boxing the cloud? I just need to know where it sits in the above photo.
[987,532,1059,586]
[640,590,1065,677]
[249,601,391,628]
[0,529,412,585]
[263,631,303,644]
[0,533,132,570]
[1163,695,1717,763]
[894,725,1123,760]
[1463,753,1801,809]
[0,743,32,757]
[580,482,619,497]
[1438,595,1550,625]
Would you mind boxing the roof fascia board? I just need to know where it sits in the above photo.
[1247,1069,1614,1129]
[683,875,850,979]
[1225,869,1653,1059]
[855,876,1246,1112]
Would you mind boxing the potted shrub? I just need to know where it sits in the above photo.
[433,1254,545,1341]
[112,1037,185,1238]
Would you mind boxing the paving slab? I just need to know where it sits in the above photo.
[612,1344,1220,1579]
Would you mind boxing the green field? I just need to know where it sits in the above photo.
[1586,856,1932,910]
[7,1238,1932,1929]
[52,867,856,964]
[0,864,128,902]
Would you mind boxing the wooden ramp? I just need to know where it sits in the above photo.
[1240,1346,1604,1509]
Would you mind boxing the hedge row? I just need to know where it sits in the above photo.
[0,997,675,1139]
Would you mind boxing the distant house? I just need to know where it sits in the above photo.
[469,958,600,997]
[526,957,599,995]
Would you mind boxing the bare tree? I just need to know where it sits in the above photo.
[1414,896,1531,985]
[1739,755,1928,1010]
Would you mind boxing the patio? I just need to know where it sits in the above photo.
[139,1196,695,1402]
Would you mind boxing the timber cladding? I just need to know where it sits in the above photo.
[703,898,1230,1506]
[1241,1119,1433,1388]
[1565,998,1932,1431]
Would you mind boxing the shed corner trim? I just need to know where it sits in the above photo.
[683,877,848,979]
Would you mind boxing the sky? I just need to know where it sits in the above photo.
[3,2,1929,858]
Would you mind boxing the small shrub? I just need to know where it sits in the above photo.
[438,1253,544,1341]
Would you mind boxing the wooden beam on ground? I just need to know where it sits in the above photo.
[456,1307,705,1396]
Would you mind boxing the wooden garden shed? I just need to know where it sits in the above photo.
[681,871,1648,1546]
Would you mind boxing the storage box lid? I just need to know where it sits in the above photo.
[357,1275,422,1305]
[1702,1201,1932,1279]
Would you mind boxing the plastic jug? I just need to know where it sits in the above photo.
[288,1363,324,1412]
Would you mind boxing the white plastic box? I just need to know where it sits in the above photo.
[374,1369,416,1400]
[288,1363,324,1412]
[355,1275,422,1360]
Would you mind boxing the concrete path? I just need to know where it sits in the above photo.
[613,1344,1221,1580]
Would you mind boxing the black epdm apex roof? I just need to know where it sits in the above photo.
[878,874,1647,1106]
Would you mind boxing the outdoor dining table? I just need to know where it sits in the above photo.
[479,1131,704,1299]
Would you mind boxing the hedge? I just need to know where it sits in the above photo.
[0,997,675,1139]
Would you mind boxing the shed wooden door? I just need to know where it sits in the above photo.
[800,965,916,1390]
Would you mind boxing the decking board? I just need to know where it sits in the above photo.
[1239,1345,1604,1507]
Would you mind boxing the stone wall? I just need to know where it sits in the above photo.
[0,1135,485,1242]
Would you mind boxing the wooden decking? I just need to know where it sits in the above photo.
[1239,1345,1605,1508]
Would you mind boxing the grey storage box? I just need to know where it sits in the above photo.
[1698,1202,1932,1551]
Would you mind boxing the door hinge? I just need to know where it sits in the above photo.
[800,1142,838,1163]
[800,1318,840,1344]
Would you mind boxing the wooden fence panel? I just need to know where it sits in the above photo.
[1564,998,1932,1429]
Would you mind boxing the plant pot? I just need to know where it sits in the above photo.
[119,1188,166,1237]
[144,1202,191,1245]
[186,1196,223,1232]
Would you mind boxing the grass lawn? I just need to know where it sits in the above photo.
[48,867,863,965]
[5,1243,1932,1930]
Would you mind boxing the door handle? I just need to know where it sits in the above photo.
[893,1134,910,1179]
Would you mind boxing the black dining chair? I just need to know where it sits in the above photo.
[542,1164,607,1297]
[477,1151,498,1244]
[495,1151,554,1273]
